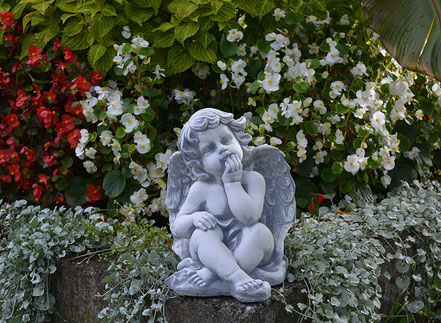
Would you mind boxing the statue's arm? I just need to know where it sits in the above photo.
[171,182,204,239]
[224,171,265,225]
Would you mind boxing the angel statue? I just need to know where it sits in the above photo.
[165,108,296,302]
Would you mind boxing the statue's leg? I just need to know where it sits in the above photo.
[233,222,274,273]
[190,227,271,301]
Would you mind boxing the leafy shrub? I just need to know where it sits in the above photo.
[0,15,102,206]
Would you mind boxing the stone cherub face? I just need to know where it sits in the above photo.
[198,124,244,179]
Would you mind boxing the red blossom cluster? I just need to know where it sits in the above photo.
[0,12,103,205]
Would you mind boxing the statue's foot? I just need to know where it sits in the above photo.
[183,267,218,287]
[230,279,271,302]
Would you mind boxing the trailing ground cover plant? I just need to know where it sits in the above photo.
[0,200,114,321]
[0,13,102,206]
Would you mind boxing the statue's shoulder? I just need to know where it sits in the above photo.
[242,170,265,185]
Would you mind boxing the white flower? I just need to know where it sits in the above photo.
[107,97,123,116]
[131,164,148,182]
[226,29,243,42]
[94,86,110,100]
[370,111,386,131]
[261,73,281,92]
[325,47,341,65]
[339,14,350,25]
[217,61,226,71]
[273,8,286,21]
[269,58,282,73]
[100,130,112,146]
[313,100,327,114]
[82,106,95,120]
[308,43,319,55]
[254,136,265,146]
[130,188,148,205]
[174,89,196,105]
[75,143,85,159]
[121,113,139,133]
[231,59,247,74]
[231,73,245,89]
[344,155,360,175]
[404,147,420,160]
[335,129,344,145]
[85,148,97,159]
[131,36,149,50]
[297,147,307,163]
[153,65,166,79]
[415,109,424,120]
[296,130,308,148]
[381,173,391,187]
[156,149,173,170]
[192,62,210,79]
[262,110,275,124]
[122,26,131,39]
[354,107,367,119]
[80,129,89,144]
[313,150,327,164]
[382,155,396,170]
[137,140,151,154]
[134,131,148,144]
[111,139,121,155]
[327,114,341,124]
[220,74,229,90]
[330,81,345,95]
[236,43,247,56]
[351,62,367,77]
[270,34,290,51]
[123,60,137,76]
[270,137,282,146]
[83,161,97,173]
[134,96,150,115]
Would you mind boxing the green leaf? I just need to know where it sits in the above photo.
[103,170,126,198]
[293,81,309,93]
[332,161,343,174]
[154,22,175,32]
[94,47,115,74]
[174,22,199,44]
[339,180,352,194]
[188,41,216,63]
[139,47,154,56]
[255,0,274,18]
[62,157,73,167]
[116,127,126,138]
[12,3,27,19]
[199,31,215,48]
[22,11,39,31]
[142,108,155,121]
[250,81,260,94]
[167,45,195,74]
[212,2,236,22]
[220,38,237,56]
[60,13,76,24]
[360,0,441,81]
[256,39,271,53]
[65,176,87,206]
[125,4,154,26]
[147,0,162,14]
[171,0,198,20]
[62,29,94,50]
[88,43,106,66]
[235,0,256,15]
[321,168,336,183]
[304,121,318,135]
[55,177,69,191]
[32,1,52,14]
[285,11,303,25]
[101,4,117,16]
[64,18,84,37]
[154,31,175,48]
[335,104,350,114]
[290,0,303,8]
[90,15,113,39]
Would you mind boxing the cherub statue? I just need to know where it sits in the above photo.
[165,108,296,302]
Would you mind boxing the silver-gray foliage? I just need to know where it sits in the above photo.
[0,201,113,322]
[285,180,441,322]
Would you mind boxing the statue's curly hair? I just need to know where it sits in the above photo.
[178,108,252,180]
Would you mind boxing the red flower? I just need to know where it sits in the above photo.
[16,90,28,107]
[90,71,103,85]
[87,184,102,203]
[0,174,11,183]
[54,194,65,204]
[71,75,91,94]
[26,46,43,67]
[63,46,77,63]
[65,102,83,116]
[38,174,49,186]
[43,91,56,104]
[0,12,15,30]
[32,183,43,201]
[309,199,315,212]
[43,153,55,166]
[56,114,76,137]
[317,193,325,205]
[11,62,21,73]
[0,150,9,164]
[20,146,37,162]
[5,163,20,182]
[51,38,61,51]
[67,129,81,149]
[37,106,57,128]
[0,113,19,135]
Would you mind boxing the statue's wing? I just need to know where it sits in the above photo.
[166,152,195,260]
[250,145,296,262]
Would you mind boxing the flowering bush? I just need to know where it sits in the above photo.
[0,14,101,206]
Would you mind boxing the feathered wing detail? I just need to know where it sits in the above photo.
[166,152,196,260]
[248,145,296,262]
